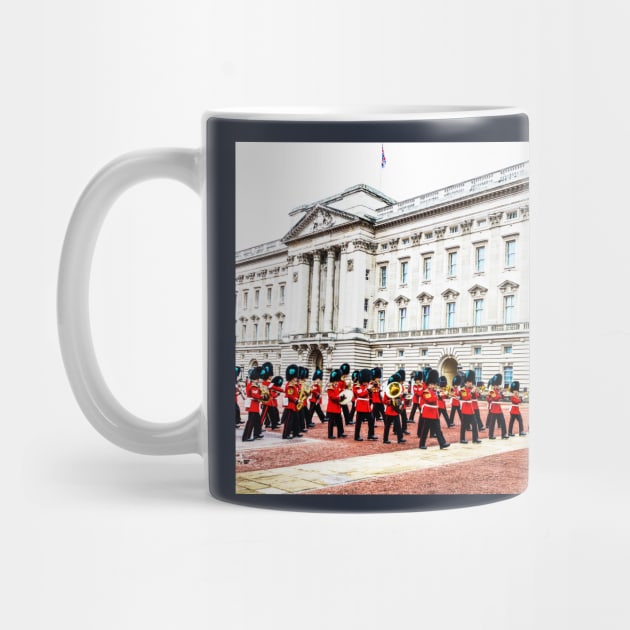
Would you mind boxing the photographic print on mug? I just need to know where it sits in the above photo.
[234,141,529,496]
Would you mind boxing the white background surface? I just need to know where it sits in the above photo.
[1,1,628,628]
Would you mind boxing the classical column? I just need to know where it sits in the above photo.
[287,253,311,336]
[323,248,335,331]
[309,251,321,333]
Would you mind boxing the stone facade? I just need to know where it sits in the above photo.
[235,162,529,389]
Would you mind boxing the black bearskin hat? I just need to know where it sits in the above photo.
[298,366,309,380]
[359,368,372,384]
[426,369,440,385]
[397,369,406,382]
[271,375,284,387]
[422,366,432,383]
[250,366,263,380]
[235,366,241,381]
[330,369,341,383]
[371,367,382,380]
[452,373,462,387]
[351,370,360,383]
[313,368,323,381]
[438,375,447,388]
[491,374,503,387]
[390,372,402,383]
[412,370,422,382]
[286,364,299,380]
[510,381,520,392]
[261,362,274,378]
[464,370,476,384]
[339,363,351,376]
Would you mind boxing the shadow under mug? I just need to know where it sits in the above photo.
[59,107,530,511]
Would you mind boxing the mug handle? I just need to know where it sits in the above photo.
[58,149,204,455]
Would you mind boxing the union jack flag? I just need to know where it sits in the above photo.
[381,144,387,169]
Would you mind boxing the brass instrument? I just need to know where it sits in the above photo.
[386,381,402,408]
[339,389,354,406]
[259,384,271,403]
[296,383,312,411]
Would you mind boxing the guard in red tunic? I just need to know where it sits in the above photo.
[508,381,527,436]
[474,381,486,432]
[326,369,346,439]
[348,370,360,424]
[448,373,463,427]
[486,374,508,440]
[235,366,244,427]
[353,369,377,441]
[307,368,325,424]
[242,366,265,442]
[437,375,452,429]
[397,369,411,435]
[282,364,302,440]
[268,375,283,430]
[460,370,482,444]
[408,371,423,424]
[418,369,450,450]
[259,362,275,428]
[370,367,385,423]
[382,373,406,444]
[338,363,354,426]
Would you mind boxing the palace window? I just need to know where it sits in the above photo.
[363,319,368,330]
[365,269,370,281]
[377,350,383,358]
[505,239,517,267]
[254,289,260,308]
[264,322,270,341]
[279,284,285,305]
[478,219,487,228]
[242,324,247,340]
[422,304,430,330]
[243,291,249,309]
[473,298,484,326]
[446,302,456,328]
[506,210,518,220]
[398,350,405,357]
[399,307,408,332]
[475,366,483,384]
[379,266,387,288]
[421,348,428,357]
[475,245,486,273]
[253,323,258,341]
[364,299,369,312]
[422,256,432,282]
[277,320,284,339]
[400,260,409,284]
[378,310,385,333]
[504,295,515,324]
[266,287,272,306]
[450,225,459,234]
[447,251,458,277]
[473,346,482,355]
[504,366,514,384]
[504,345,513,354]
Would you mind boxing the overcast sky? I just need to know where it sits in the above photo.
[236,142,529,251]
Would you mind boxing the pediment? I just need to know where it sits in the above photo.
[441,288,460,300]
[394,294,410,305]
[498,280,520,292]
[417,292,434,303]
[468,284,488,297]
[373,298,389,308]
[282,204,361,243]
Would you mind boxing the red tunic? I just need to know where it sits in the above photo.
[460,387,475,415]
[269,383,283,408]
[421,389,439,419]
[437,391,446,410]
[510,394,522,415]
[309,383,322,404]
[285,382,299,411]
[412,383,423,404]
[354,384,371,413]
[326,383,341,414]
[370,382,383,404]
[383,393,400,417]
[450,386,460,407]
[245,382,262,414]
[487,388,502,413]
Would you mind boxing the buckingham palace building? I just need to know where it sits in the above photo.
[235,161,529,390]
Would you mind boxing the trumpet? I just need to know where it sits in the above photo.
[296,383,312,411]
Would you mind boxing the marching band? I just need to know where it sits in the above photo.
[236,363,528,448]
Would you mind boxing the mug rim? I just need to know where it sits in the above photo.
[204,105,524,122]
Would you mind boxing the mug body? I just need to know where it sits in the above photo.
[204,108,530,511]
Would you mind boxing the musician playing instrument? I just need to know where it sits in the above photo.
[408,371,423,424]
[370,367,385,423]
[282,364,302,439]
[486,374,508,439]
[382,374,406,444]
[338,363,354,426]
[353,369,377,441]
[268,375,284,430]
[508,381,527,436]
[418,370,450,450]
[437,375,453,429]
[307,368,326,424]
[448,373,463,427]
[459,370,482,444]
[326,369,346,439]
[242,366,265,442]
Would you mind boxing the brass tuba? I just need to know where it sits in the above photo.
[296,383,312,411]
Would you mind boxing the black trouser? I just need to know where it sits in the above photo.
[328,412,344,438]
[461,413,479,442]
[349,401,356,422]
[418,412,437,438]
[408,402,420,423]
[419,418,447,448]
[399,406,408,432]
[449,405,462,425]
[354,411,375,439]
[509,413,525,435]
[282,409,300,438]
[372,402,385,422]
[383,413,403,442]
[261,405,271,427]
[308,402,326,423]
[342,404,353,425]
[474,408,484,430]
[267,406,280,429]
[298,407,308,431]
[235,402,242,425]
[242,411,262,441]
[487,411,507,438]
[439,407,450,428]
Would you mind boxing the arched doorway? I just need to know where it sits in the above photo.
[441,357,458,386]
[307,347,324,376]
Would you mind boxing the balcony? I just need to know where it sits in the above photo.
[287,332,338,342]
[371,321,528,341]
